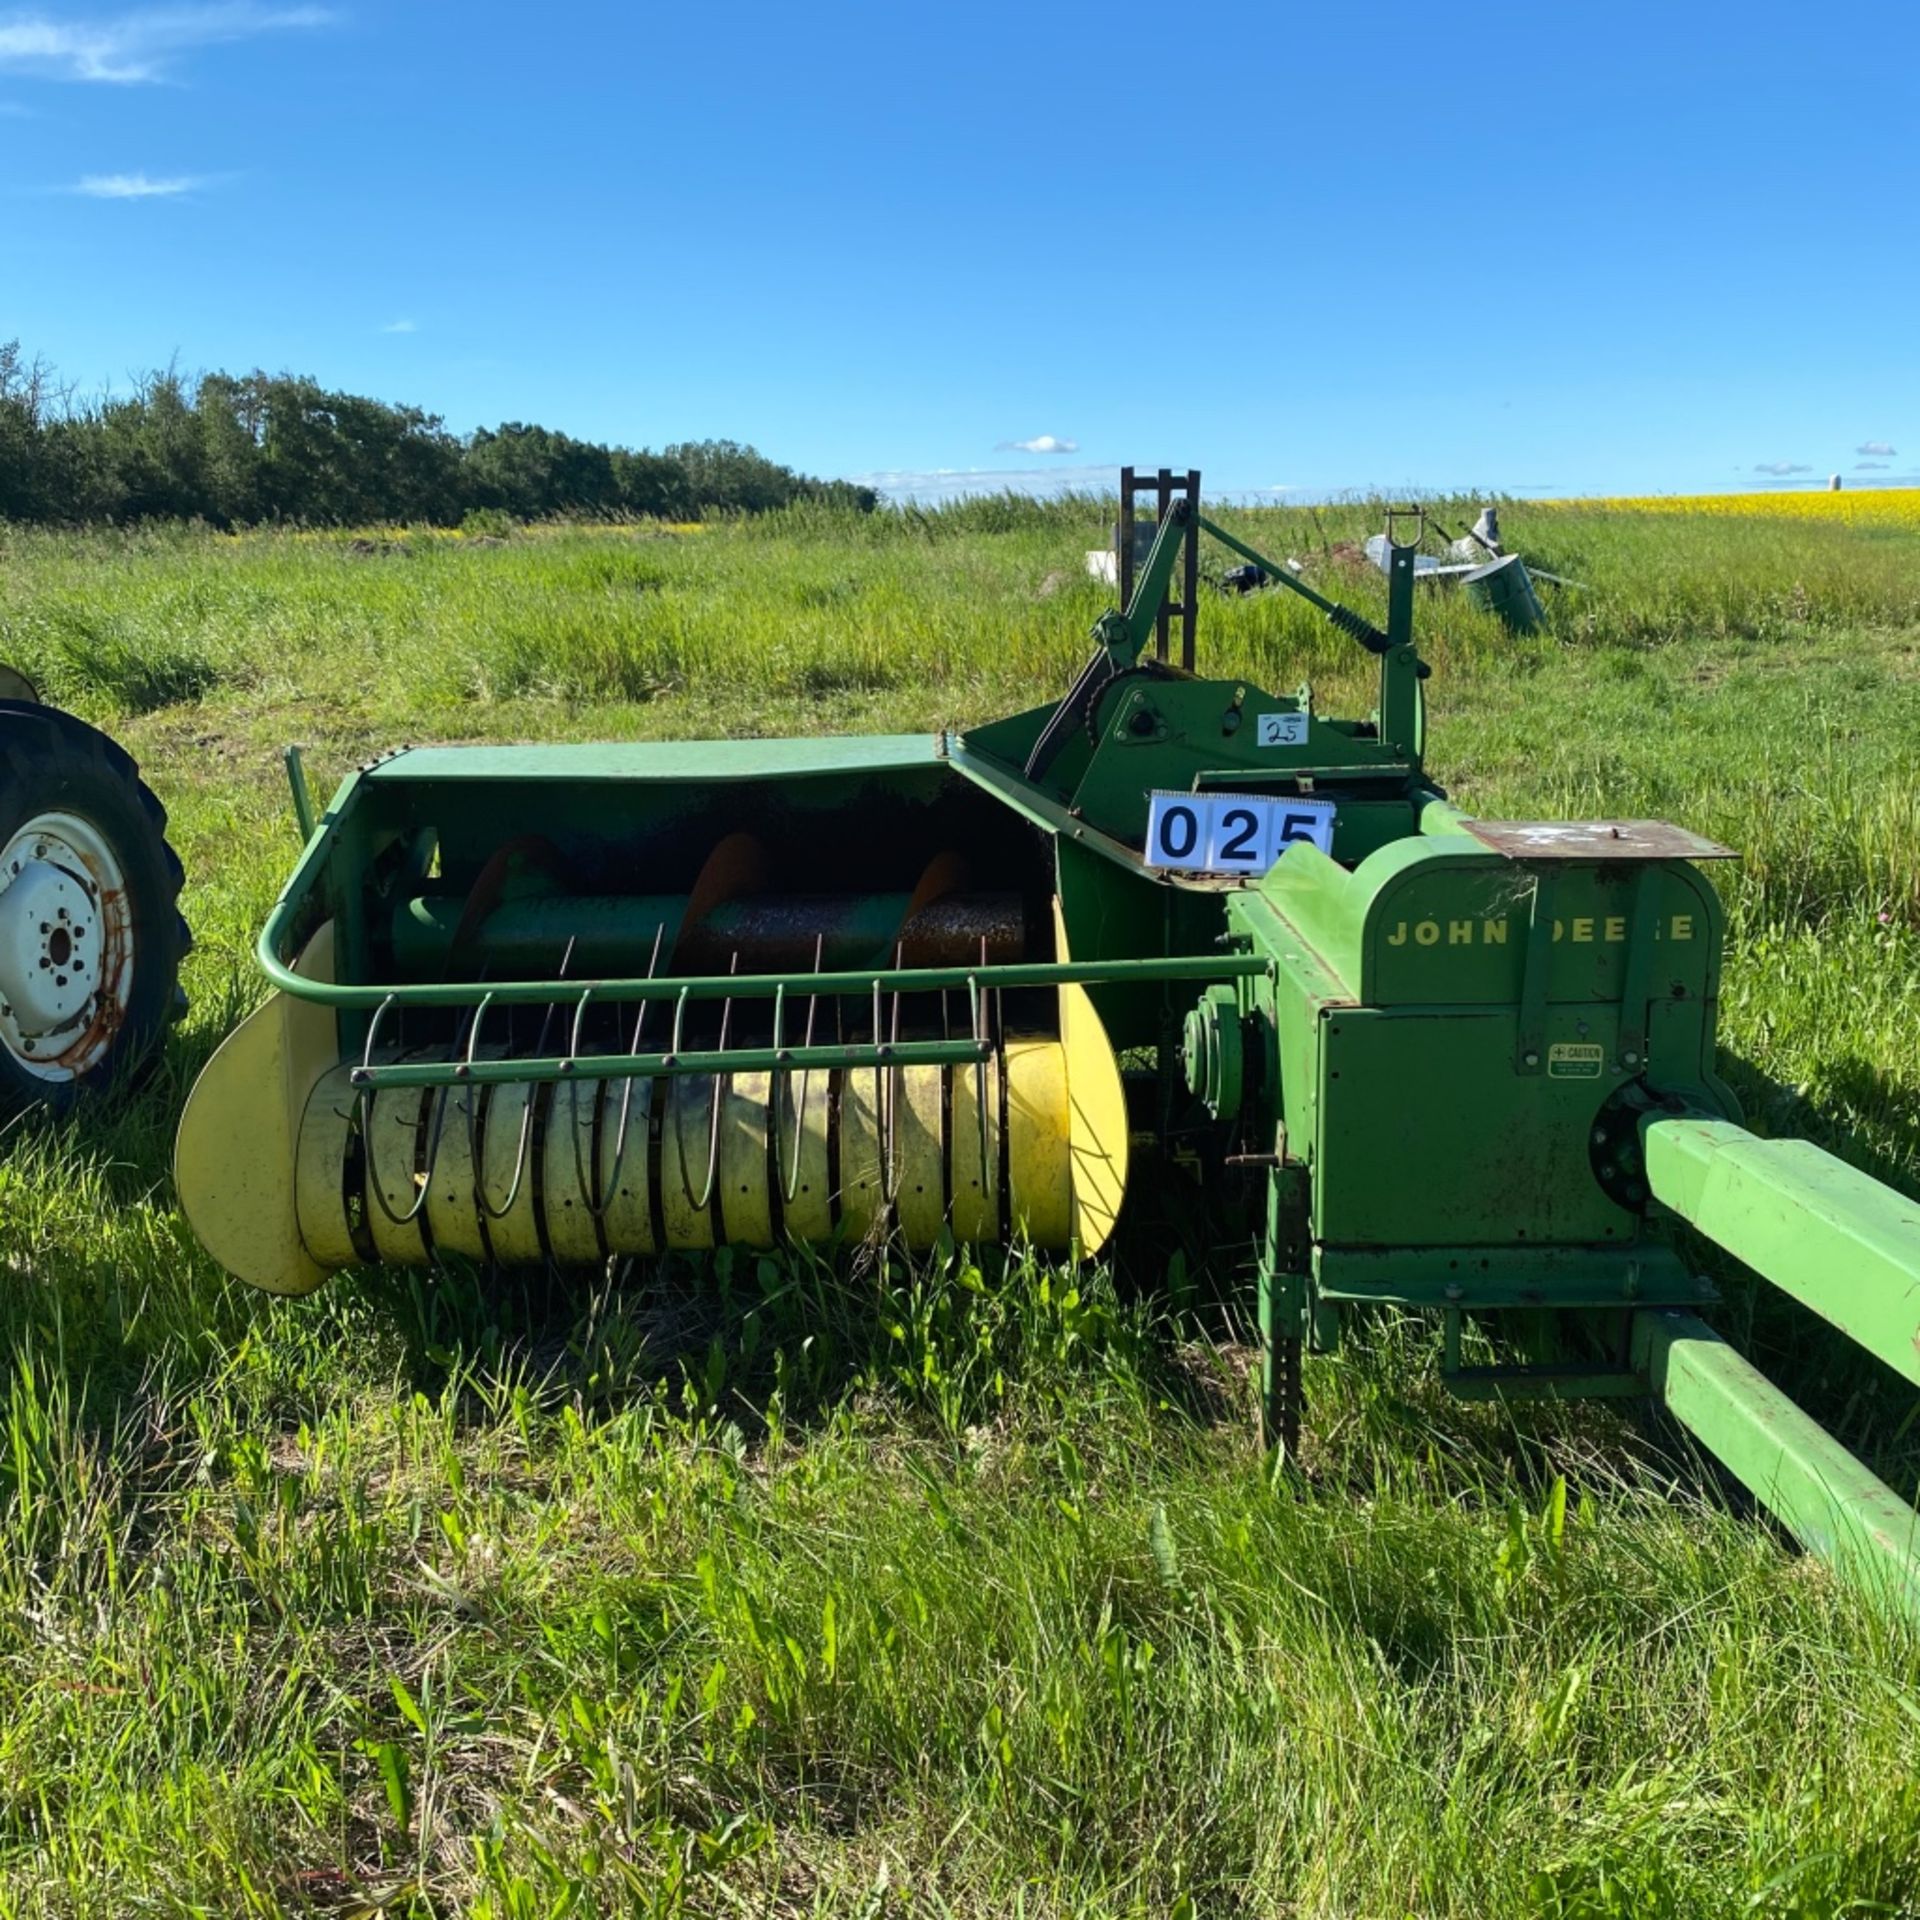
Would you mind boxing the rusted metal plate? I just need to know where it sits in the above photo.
[1463,819,1736,862]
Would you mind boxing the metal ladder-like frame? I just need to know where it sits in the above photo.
[1118,466,1201,670]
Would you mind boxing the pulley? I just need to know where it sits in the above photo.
[1182,984,1244,1119]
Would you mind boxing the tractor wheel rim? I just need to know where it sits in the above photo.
[0,810,134,1083]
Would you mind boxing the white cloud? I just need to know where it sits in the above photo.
[379,317,418,334]
[1856,440,1897,457]
[995,434,1079,455]
[855,463,1111,502]
[72,169,200,196]
[1856,461,1889,471]
[0,4,331,84]
[1751,460,1812,476]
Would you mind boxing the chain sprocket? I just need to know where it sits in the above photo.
[1085,659,1179,744]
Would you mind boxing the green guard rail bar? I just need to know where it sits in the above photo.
[255,781,1273,1017]
[351,1035,999,1091]
[258,926,1272,1013]
[333,953,1270,1088]
[1639,1115,1920,1621]
[1643,1117,1920,1392]
[1634,1310,1920,1622]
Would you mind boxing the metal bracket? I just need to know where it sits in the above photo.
[284,745,316,843]
[1616,865,1661,1070]
[1515,868,1556,1074]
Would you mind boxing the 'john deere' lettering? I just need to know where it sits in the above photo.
[1384,913,1695,949]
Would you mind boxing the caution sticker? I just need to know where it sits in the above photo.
[1547,1042,1605,1079]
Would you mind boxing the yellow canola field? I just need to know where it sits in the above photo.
[1559,488,1920,527]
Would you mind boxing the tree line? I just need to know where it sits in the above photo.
[0,343,877,527]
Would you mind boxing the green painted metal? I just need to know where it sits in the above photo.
[1014,501,1199,780]
[1635,1309,1920,1624]
[283,745,316,842]
[1198,518,1390,647]
[1182,984,1243,1119]
[1112,500,1197,670]
[1211,775,1920,1617]
[356,1035,997,1090]
[1196,514,1424,761]
[1442,1308,1648,1400]
[388,889,957,976]
[1051,831,1216,1048]
[1643,1118,1920,1391]
[262,907,1270,1009]
[1315,1244,1705,1310]
[963,513,1440,863]
[366,735,947,783]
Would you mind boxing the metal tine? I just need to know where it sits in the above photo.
[465,992,496,1069]
[565,978,595,1061]
[573,920,665,1223]
[937,975,952,1198]
[359,991,399,1071]
[973,935,990,1208]
[777,933,824,1205]
[475,937,576,1222]
[768,979,790,1199]
[880,940,904,1206]
[457,987,499,1211]
[868,975,889,1211]
[993,971,1005,1236]
[677,952,737,1212]
[364,984,484,1229]
[353,992,423,1230]
[352,990,399,1130]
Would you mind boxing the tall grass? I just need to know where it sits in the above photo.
[0,499,1914,1913]
[5,493,1918,727]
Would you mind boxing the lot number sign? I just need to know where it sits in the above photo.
[1143,791,1337,875]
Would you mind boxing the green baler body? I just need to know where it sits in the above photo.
[182,480,1920,1623]
[1232,821,1734,1286]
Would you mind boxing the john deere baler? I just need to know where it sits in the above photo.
[176,469,1920,1618]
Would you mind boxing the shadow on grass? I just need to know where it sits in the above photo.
[351,1231,1242,1455]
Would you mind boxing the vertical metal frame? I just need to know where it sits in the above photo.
[1119,467,1201,669]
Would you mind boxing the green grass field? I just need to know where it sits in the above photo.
[0,496,1917,1917]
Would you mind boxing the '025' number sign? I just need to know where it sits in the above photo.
[1143,791,1336,874]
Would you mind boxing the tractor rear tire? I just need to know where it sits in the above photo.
[0,702,189,1120]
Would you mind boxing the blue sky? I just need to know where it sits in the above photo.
[2,0,1915,500]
